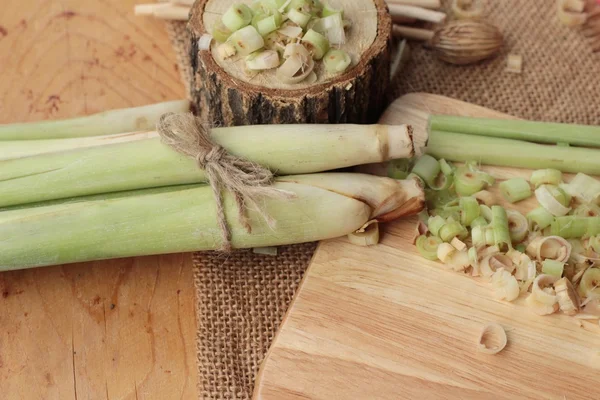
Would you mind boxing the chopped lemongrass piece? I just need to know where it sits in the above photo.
[478,323,508,355]
[485,227,496,246]
[460,196,480,226]
[253,247,279,256]
[480,204,493,222]
[212,20,233,43]
[448,250,470,272]
[530,169,562,188]
[470,216,488,228]
[471,226,486,247]
[587,235,600,253]
[302,29,330,60]
[428,215,446,237]
[542,259,565,277]
[454,166,494,196]
[527,207,554,231]
[562,173,600,204]
[0,100,190,140]
[557,0,587,26]
[532,274,559,306]
[578,268,600,299]
[451,237,467,252]
[412,155,440,187]
[492,268,520,302]
[348,221,380,246]
[217,42,237,58]
[283,42,311,59]
[230,26,265,56]
[276,54,315,84]
[535,185,571,216]
[468,247,479,271]
[198,34,214,50]
[288,8,311,27]
[499,178,532,203]
[386,159,412,180]
[547,185,571,207]
[246,50,281,70]
[473,190,497,206]
[313,13,345,45]
[505,54,523,74]
[551,216,600,239]
[525,293,559,316]
[555,277,580,315]
[507,210,528,243]
[259,0,287,12]
[255,14,282,36]
[222,3,253,32]
[527,236,572,263]
[480,254,512,278]
[479,245,501,260]
[439,159,455,176]
[492,206,511,251]
[573,204,600,218]
[323,49,351,74]
[322,2,343,17]
[439,220,468,243]
[416,235,443,261]
[278,24,304,37]
[437,243,456,263]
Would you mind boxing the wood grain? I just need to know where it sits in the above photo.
[0,1,197,399]
[255,93,600,400]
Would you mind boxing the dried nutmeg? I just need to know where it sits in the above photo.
[431,20,503,65]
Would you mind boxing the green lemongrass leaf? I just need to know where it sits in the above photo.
[0,100,189,140]
[429,115,600,148]
[426,131,600,175]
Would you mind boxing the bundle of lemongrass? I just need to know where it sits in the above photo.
[0,100,425,271]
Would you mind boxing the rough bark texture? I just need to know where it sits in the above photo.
[188,0,392,126]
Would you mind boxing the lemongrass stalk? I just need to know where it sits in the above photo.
[0,174,424,271]
[0,184,199,217]
[0,100,189,140]
[426,131,600,175]
[278,173,425,221]
[429,115,600,148]
[0,124,414,208]
[0,131,158,161]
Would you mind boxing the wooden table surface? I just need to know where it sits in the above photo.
[0,1,198,399]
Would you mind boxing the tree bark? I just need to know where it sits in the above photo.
[188,0,392,126]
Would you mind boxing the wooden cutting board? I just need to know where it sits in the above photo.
[254,93,600,400]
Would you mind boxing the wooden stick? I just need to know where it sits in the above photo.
[134,3,170,16]
[391,15,418,24]
[135,3,191,20]
[171,0,196,5]
[385,0,442,9]
[392,25,435,41]
[387,4,446,23]
[153,5,191,20]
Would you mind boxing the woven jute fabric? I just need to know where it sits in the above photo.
[165,0,600,398]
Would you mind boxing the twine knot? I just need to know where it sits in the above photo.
[156,112,292,252]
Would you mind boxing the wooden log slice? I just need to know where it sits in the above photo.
[188,0,392,126]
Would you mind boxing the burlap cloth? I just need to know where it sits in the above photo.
[165,0,600,398]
